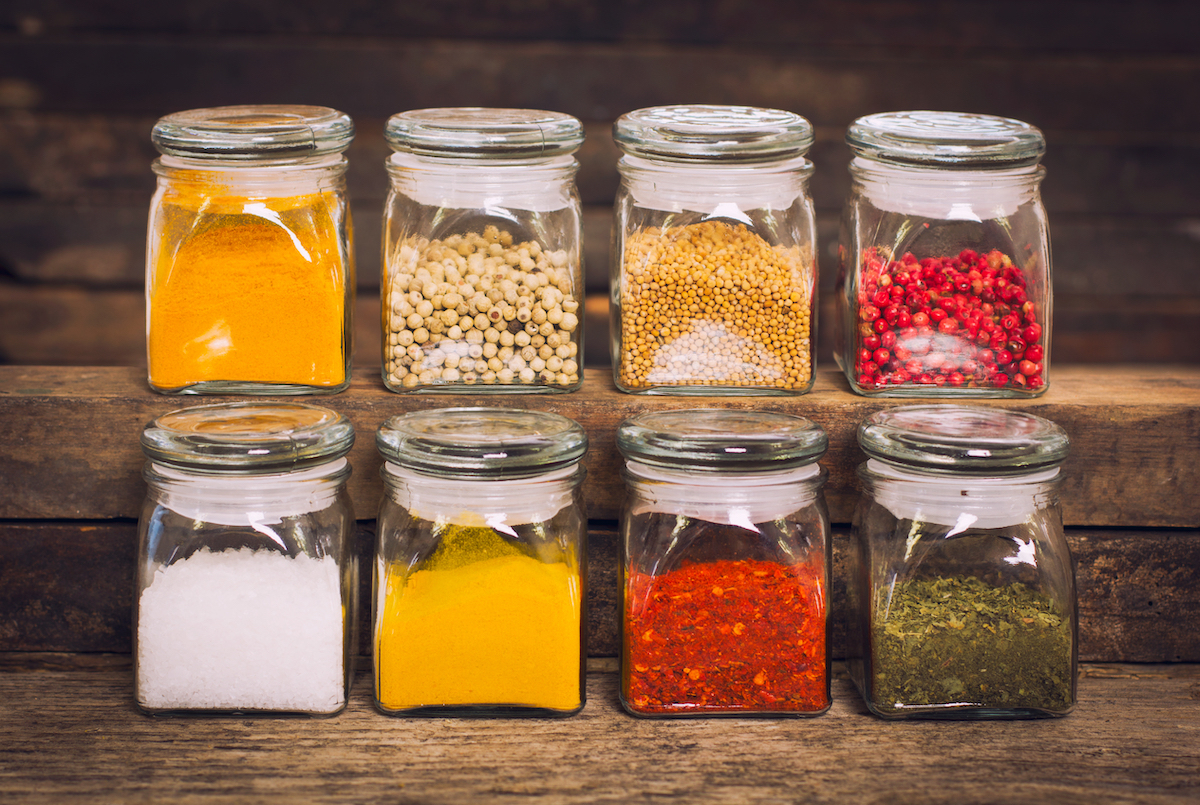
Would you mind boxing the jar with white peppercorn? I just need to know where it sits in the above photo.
[612,105,818,395]
[382,108,585,392]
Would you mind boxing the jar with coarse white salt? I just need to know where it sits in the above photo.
[846,405,1077,720]
[135,402,356,716]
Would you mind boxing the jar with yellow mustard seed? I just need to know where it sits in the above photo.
[373,407,588,717]
[612,105,818,394]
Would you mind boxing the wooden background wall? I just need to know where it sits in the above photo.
[1,0,1198,369]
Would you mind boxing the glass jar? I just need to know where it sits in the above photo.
[617,409,830,717]
[835,111,1051,397]
[611,105,819,395]
[146,105,356,395]
[374,407,588,716]
[847,404,1076,719]
[135,402,357,716]
[381,108,585,393]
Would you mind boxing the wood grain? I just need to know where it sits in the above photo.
[0,667,1196,804]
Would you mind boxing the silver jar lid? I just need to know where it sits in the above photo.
[613,104,814,162]
[846,111,1045,168]
[141,402,355,472]
[376,407,587,479]
[617,409,827,472]
[385,108,584,159]
[152,105,355,160]
[858,405,1069,475]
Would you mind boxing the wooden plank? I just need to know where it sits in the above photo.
[2,520,1195,661]
[0,667,1196,804]
[1,366,1197,527]
[6,0,1198,53]
[1,38,1196,133]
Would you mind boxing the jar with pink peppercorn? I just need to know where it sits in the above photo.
[834,111,1051,397]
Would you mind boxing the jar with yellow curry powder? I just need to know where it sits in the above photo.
[146,105,355,394]
[382,108,585,393]
[612,105,819,394]
[374,407,588,716]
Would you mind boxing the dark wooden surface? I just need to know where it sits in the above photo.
[0,664,1197,804]
[2,365,1197,527]
[1,1,1198,367]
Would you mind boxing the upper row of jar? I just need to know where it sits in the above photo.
[146,104,1053,398]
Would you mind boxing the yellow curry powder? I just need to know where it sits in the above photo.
[375,524,582,711]
[147,185,350,390]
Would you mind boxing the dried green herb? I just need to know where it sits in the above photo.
[871,576,1073,714]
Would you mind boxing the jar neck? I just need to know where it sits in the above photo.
[623,460,825,525]
[154,154,348,194]
[850,157,1044,220]
[381,461,583,527]
[859,459,1060,529]
[386,152,579,213]
[144,458,350,526]
[618,153,812,214]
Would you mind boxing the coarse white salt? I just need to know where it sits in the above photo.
[136,547,346,713]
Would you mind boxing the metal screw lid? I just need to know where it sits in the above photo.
[846,111,1045,168]
[614,104,814,162]
[858,404,1069,475]
[376,407,587,479]
[152,105,355,160]
[141,401,355,472]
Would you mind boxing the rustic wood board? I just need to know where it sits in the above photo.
[0,667,1197,804]
[0,366,1197,527]
[2,520,1196,662]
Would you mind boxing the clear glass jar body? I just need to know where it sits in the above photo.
[835,112,1051,397]
[373,408,588,715]
[611,106,818,395]
[847,406,1076,719]
[135,459,357,715]
[381,109,585,393]
[617,409,830,716]
[146,106,355,395]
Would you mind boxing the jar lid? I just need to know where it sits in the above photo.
[376,407,587,479]
[384,108,584,159]
[141,402,355,472]
[613,104,814,162]
[858,405,1069,475]
[617,409,827,472]
[846,111,1045,167]
[152,105,355,160]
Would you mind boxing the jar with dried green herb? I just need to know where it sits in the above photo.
[847,404,1076,719]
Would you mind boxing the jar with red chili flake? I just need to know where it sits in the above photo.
[616,409,830,717]
[835,111,1052,397]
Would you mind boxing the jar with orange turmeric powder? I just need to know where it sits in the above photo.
[612,105,818,395]
[146,105,355,394]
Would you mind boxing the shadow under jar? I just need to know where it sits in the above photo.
[847,405,1076,719]
[135,402,357,716]
[146,105,355,395]
[617,409,831,717]
[611,105,819,395]
[381,108,586,393]
[835,111,1052,397]
[373,408,588,716]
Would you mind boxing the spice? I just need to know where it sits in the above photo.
[852,248,1045,391]
[384,225,580,390]
[625,556,827,714]
[871,575,1073,714]
[147,187,350,390]
[137,547,345,712]
[375,522,582,711]
[618,220,813,390]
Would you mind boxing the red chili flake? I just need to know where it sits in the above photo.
[852,248,1046,391]
[623,557,828,715]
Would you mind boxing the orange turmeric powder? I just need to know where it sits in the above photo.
[147,179,352,392]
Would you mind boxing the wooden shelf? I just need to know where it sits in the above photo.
[1,662,1198,804]
[2,364,1198,528]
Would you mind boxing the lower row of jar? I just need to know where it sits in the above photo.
[136,401,1076,720]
